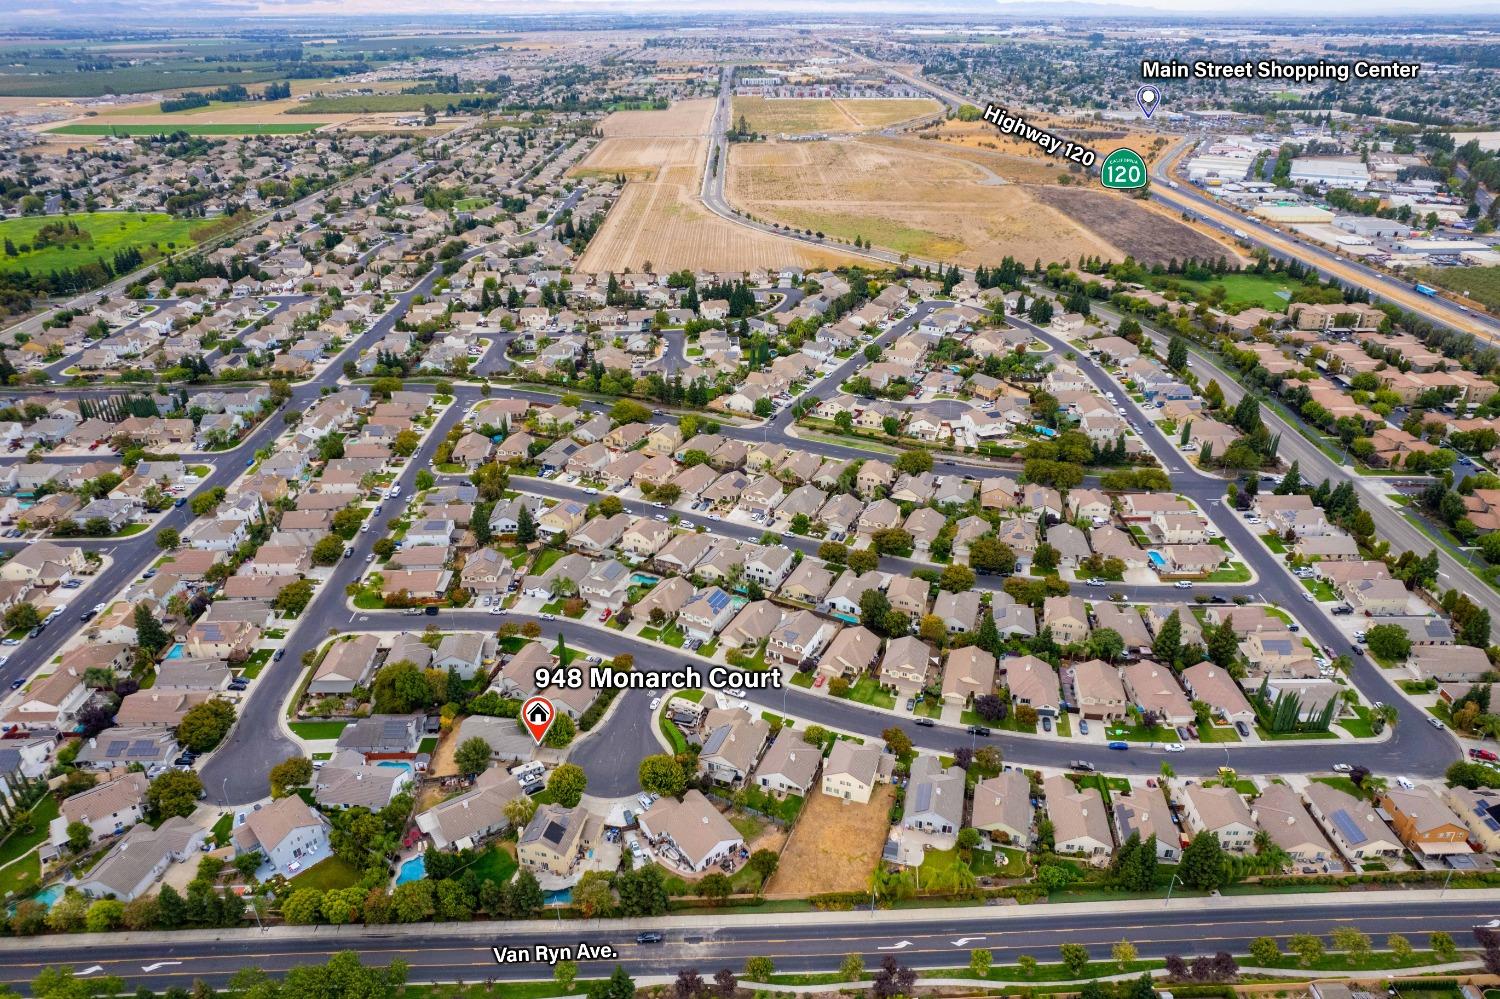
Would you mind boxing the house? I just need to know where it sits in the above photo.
[720,600,783,651]
[698,711,770,785]
[781,560,834,605]
[1442,785,1500,854]
[308,634,382,696]
[1122,660,1194,726]
[1005,655,1061,717]
[971,770,1034,847]
[1181,662,1256,727]
[679,586,737,642]
[1112,785,1180,861]
[1304,782,1402,862]
[580,559,632,610]
[1043,595,1090,645]
[75,817,206,902]
[1072,659,1128,721]
[826,570,885,618]
[932,590,981,635]
[638,790,744,873]
[1379,787,1471,857]
[751,728,821,797]
[461,548,514,596]
[1251,783,1336,866]
[1181,784,1257,852]
[819,625,881,679]
[232,794,332,879]
[50,771,149,850]
[1345,577,1412,616]
[115,690,214,728]
[767,610,836,666]
[434,632,492,680]
[4,667,89,730]
[1409,644,1492,683]
[335,714,423,758]
[518,803,594,877]
[901,756,964,837]
[886,575,929,621]
[942,647,996,705]
[1044,775,1113,863]
[313,749,415,811]
[880,635,935,696]
[821,740,892,804]
[416,767,525,851]
[75,726,180,771]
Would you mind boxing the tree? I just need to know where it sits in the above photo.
[697,872,733,905]
[1060,943,1091,977]
[840,953,865,982]
[134,603,170,656]
[547,763,587,806]
[269,756,313,799]
[882,726,912,757]
[1088,627,1124,663]
[147,769,204,819]
[639,754,687,797]
[155,527,180,550]
[3,602,40,633]
[1331,926,1370,960]
[311,534,345,566]
[969,537,1017,575]
[177,698,236,752]
[282,888,324,925]
[273,578,315,616]
[743,956,774,982]
[1365,623,1411,661]
[554,961,579,993]
[505,795,538,829]
[1287,933,1324,966]
[454,736,492,776]
[1387,934,1413,961]
[872,956,916,999]
[940,564,976,592]
[1113,940,1138,968]
[970,948,993,978]
[713,969,738,999]
[543,711,576,748]
[1249,936,1280,965]
[65,820,92,854]
[516,503,537,544]
[1179,832,1227,891]
[1431,931,1459,962]
[1153,610,1182,666]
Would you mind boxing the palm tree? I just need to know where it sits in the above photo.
[1372,702,1399,734]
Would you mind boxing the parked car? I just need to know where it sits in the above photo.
[1071,760,1095,772]
[1164,743,1185,753]
[1107,741,1129,750]
[635,932,664,945]
[914,718,936,727]
[1079,720,1089,735]
[1331,763,1353,773]
[967,725,991,736]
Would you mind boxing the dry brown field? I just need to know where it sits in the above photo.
[732,96,942,135]
[765,784,896,897]
[575,101,863,274]
[726,136,1118,265]
[1029,185,1241,266]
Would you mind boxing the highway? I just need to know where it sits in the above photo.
[0,893,1496,991]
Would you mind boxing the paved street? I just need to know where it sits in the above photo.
[0,892,1495,991]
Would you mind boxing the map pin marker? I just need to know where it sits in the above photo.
[1136,85,1160,119]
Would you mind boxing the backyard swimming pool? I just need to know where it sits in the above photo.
[395,855,426,884]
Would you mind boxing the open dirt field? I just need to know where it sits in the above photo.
[1028,185,1240,267]
[924,117,1171,169]
[765,783,896,897]
[727,136,1119,265]
[600,98,715,138]
[575,101,862,274]
[733,97,942,136]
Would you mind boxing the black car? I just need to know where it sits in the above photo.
[1332,605,1354,615]
[914,717,936,728]
[1209,595,1228,604]
[78,610,95,622]
[635,932,664,945]
[967,725,991,736]
[274,649,285,661]
[424,606,439,616]
[1070,760,1096,772]
[26,625,43,638]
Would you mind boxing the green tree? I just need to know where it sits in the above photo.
[147,769,204,819]
[547,762,587,806]
[1250,936,1280,965]
[1152,610,1182,666]
[177,698,236,752]
[155,527,180,550]
[1179,832,1227,890]
[1112,940,1138,968]
[555,960,579,992]
[1331,926,1370,960]
[1431,931,1459,962]
[970,948,993,978]
[1365,623,1412,662]
[134,603,170,656]
[454,736,492,776]
[744,956,775,982]
[840,953,865,982]
[311,534,345,566]
[3,602,40,633]
[543,711,576,748]
[1287,933,1324,966]
[282,888,324,925]
[638,754,687,797]
[65,820,91,854]
[1060,943,1091,977]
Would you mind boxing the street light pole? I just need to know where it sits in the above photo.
[1164,873,1183,907]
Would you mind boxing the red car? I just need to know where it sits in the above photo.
[1470,748,1499,762]
[598,608,612,623]
[813,675,825,688]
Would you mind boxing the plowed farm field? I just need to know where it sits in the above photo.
[733,96,942,135]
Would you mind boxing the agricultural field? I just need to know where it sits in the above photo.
[1413,265,1500,313]
[49,122,325,136]
[727,136,1120,265]
[732,96,942,135]
[287,93,487,114]
[924,116,1172,171]
[1028,186,1243,268]
[574,101,862,274]
[0,212,204,275]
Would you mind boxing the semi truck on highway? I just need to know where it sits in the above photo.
[1231,228,1248,239]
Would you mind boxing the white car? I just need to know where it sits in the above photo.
[0,639,17,647]
[541,613,557,622]
[726,687,746,699]
[1174,580,1193,589]
[1164,743,1185,753]
[1086,577,1106,587]
[1331,763,1353,774]
[649,697,661,710]
[489,605,503,615]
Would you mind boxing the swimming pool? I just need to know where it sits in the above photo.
[395,855,426,884]
[543,887,572,905]
[1147,550,1167,570]
[377,761,413,773]
[630,573,660,586]
[164,643,186,660]
[31,885,62,908]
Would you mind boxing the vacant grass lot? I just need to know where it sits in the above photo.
[289,93,483,114]
[50,122,324,136]
[0,211,202,276]
[1415,264,1500,312]
[766,784,895,897]
[1162,272,1296,312]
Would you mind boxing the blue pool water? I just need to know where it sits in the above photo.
[377,761,413,773]
[32,885,62,908]
[395,855,426,884]
[543,888,572,905]
[1147,550,1167,570]
[630,573,660,586]
[164,643,186,660]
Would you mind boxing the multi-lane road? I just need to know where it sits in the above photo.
[2,892,1497,992]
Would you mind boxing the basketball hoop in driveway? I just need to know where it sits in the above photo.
[522,695,557,745]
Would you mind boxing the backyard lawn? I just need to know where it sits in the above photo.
[289,720,352,740]
[840,675,895,710]
[289,856,362,892]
